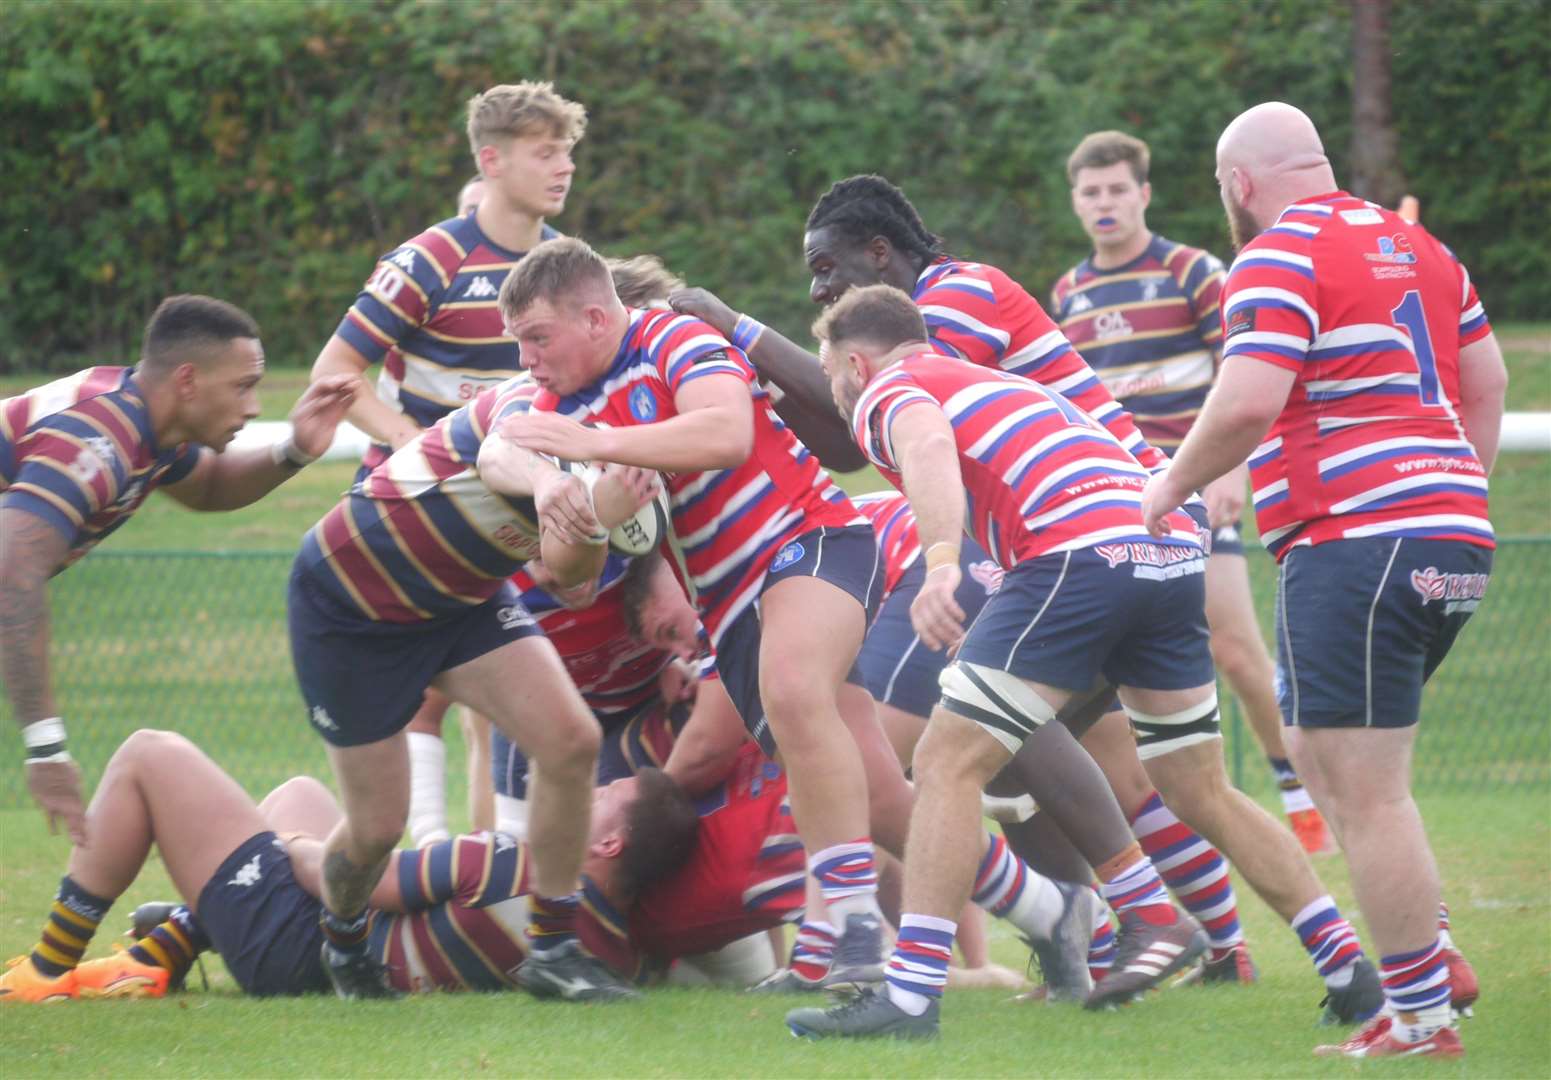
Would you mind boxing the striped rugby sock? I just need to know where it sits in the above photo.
[319,908,371,956]
[971,831,1064,939]
[1268,756,1315,814]
[1382,937,1452,1043]
[884,914,956,1016]
[527,892,580,954]
[31,876,112,977]
[788,920,836,984]
[809,840,880,923]
[1096,843,1176,926]
[1127,790,1244,952]
[1437,901,1454,949]
[1291,894,1363,986]
[129,905,209,980]
[1089,893,1117,982]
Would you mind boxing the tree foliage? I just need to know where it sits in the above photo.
[2,0,1545,372]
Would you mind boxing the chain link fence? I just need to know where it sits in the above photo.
[3,541,1548,808]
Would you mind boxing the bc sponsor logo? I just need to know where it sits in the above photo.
[770,540,805,573]
[629,384,658,422]
[1364,234,1417,265]
[496,605,534,631]
[1409,566,1488,614]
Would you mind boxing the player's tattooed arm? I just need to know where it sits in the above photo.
[0,507,68,726]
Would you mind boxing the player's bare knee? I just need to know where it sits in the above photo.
[533,711,601,774]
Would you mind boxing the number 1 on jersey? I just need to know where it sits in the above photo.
[1389,290,1440,407]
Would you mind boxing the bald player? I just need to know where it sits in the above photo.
[1143,102,1504,1060]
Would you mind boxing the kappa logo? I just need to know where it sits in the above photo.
[310,705,339,733]
[1409,566,1488,613]
[967,559,1004,595]
[496,605,534,631]
[628,384,658,422]
[388,249,417,273]
[1066,292,1094,315]
[493,832,517,853]
[770,540,805,573]
[107,477,146,513]
[463,275,498,299]
[228,854,263,888]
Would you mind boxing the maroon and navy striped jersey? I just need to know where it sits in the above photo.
[912,256,1168,472]
[851,353,1201,569]
[1050,236,1226,452]
[336,215,559,473]
[531,308,862,643]
[297,377,543,622]
[0,367,200,568]
[850,490,920,601]
[1221,192,1493,559]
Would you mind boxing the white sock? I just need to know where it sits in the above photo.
[1392,1002,1452,1043]
[1281,786,1315,814]
[406,732,449,848]
[886,982,934,1016]
[826,891,884,925]
[993,873,1067,941]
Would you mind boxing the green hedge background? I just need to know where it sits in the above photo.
[4,0,1547,373]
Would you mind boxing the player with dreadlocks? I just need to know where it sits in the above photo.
[670,175,1383,1022]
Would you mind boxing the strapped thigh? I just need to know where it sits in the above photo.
[938,661,1059,754]
[1125,692,1221,760]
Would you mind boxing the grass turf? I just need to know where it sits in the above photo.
[1,790,1548,1077]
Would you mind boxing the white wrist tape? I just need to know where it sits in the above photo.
[22,717,70,763]
[271,434,318,469]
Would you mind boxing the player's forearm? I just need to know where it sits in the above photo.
[896,431,967,557]
[314,337,419,450]
[477,436,555,498]
[1458,334,1509,474]
[748,331,867,471]
[539,530,608,590]
[180,445,306,511]
[595,406,753,472]
[0,517,60,727]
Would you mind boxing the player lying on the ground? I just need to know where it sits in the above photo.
[1,295,355,845]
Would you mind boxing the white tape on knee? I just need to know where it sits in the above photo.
[494,793,530,843]
[938,662,1060,754]
[1125,692,1222,761]
[981,791,1038,823]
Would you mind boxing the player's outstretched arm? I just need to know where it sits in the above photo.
[159,375,357,512]
[669,287,867,471]
[311,335,421,451]
[1458,332,1509,474]
[0,507,86,843]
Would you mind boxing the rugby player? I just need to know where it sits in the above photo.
[309,82,584,850]
[677,177,1379,1014]
[0,295,353,856]
[1052,129,1332,855]
[496,238,896,989]
[287,368,657,1002]
[1142,102,1504,1059]
[787,286,1380,1039]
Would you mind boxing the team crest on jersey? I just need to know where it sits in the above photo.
[1409,567,1488,614]
[770,540,805,573]
[1141,280,1160,302]
[1093,310,1135,339]
[967,559,1004,595]
[1224,307,1256,338]
[629,384,658,422]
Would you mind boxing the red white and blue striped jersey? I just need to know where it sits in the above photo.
[1221,192,1494,559]
[0,367,201,568]
[1050,236,1226,452]
[629,745,804,963]
[298,377,544,622]
[514,557,672,718]
[531,308,862,642]
[851,353,1202,568]
[850,490,920,601]
[336,215,559,473]
[913,256,1168,472]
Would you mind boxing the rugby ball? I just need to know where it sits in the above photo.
[558,460,670,557]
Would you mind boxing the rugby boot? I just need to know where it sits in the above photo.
[747,967,825,994]
[1084,909,1206,1009]
[1288,808,1336,855]
[819,911,885,990]
[1173,943,1259,987]
[321,942,402,1000]
[1315,1014,1464,1059]
[786,987,939,1041]
[74,947,170,999]
[1026,881,1098,1002]
[0,956,77,1003]
[1317,956,1384,1025]
[1445,947,1478,1018]
[516,939,639,1002]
